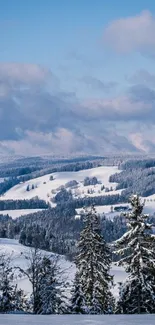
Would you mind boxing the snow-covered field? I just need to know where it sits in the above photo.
[0,314,155,325]
[0,166,120,204]
[76,204,130,219]
[0,238,126,299]
[141,195,155,215]
[76,199,155,219]
[0,209,45,219]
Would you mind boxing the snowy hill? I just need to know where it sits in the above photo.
[0,166,121,207]
[1,164,155,220]
[0,238,126,299]
[0,238,76,297]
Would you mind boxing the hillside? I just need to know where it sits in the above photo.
[0,163,155,220]
[0,166,120,203]
[0,238,76,298]
[0,238,126,299]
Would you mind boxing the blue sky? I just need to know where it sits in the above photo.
[0,1,155,155]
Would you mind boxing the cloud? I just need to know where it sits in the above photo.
[127,69,155,87]
[66,51,92,67]
[80,76,117,92]
[103,10,155,54]
[0,63,52,86]
[1,128,100,156]
[0,62,155,155]
[83,91,153,121]
[128,84,155,105]
[129,128,155,153]
[129,132,150,152]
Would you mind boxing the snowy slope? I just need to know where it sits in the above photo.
[1,164,155,219]
[76,199,155,220]
[0,238,76,297]
[0,209,45,219]
[0,238,126,299]
[76,204,130,219]
[141,195,155,215]
[0,314,155,324]
[0,166,120,205]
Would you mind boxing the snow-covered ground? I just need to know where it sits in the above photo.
[76,204,130,219]
[0,238,75,297]
[1,164,155,220]
[0,166,121,204]
[0,239,126,299]
[141,195,155,215]
[76,200,155,220]
[0,314,155,325]
[0,209,45,219]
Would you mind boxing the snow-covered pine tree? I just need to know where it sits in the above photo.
[114,194,155,314]
[0,254,27,313]
[75,206,113,314]
[0,254,14,313]
[38,256,66,314]
[70,272,87,314]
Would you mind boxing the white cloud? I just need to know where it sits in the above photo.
[80,76,117,92]
[0,62,155,155]
[83,94,152,120]
[0,63,52,85]
[127,69,155,87]
[103,10,155,54]
[129,133,149,152]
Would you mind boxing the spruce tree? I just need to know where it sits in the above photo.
[70,273,87,314]
[75,206,113,314]
[38,256,66,314]
[114,195,155,314]
[0,254,27,313]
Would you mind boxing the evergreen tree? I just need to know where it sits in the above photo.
[38,256,66,314]
[114,195,155,314]
[0,254,27,313]
[0,255,14,313]
[75,206,113,314]
[70,273,87,314]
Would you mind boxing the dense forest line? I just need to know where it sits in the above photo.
[110,161,155,197]
[0,198,48,210]
[1,197,154,260]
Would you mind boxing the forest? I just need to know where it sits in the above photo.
[1,196,155,315]
[1,156,155,315]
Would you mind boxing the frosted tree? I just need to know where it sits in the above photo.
[114,195,155,314]
[75,206,113,314]
[70,273,87,314]
[0,253,27,313]
[38,256,67,314]
[17,249,66,314]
